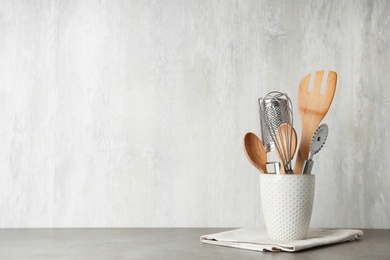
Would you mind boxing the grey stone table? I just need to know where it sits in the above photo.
[0,228,389,259]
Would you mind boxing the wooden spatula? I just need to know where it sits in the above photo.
[294,70,337,174]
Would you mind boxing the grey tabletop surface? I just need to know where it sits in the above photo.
[0,228,389,259]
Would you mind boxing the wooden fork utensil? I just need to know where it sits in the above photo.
[294,70,337,174]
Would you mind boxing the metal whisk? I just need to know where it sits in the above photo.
[259,91,295,173]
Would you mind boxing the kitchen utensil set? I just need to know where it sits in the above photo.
[243,70,337,174]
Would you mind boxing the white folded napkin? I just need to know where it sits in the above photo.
[200,227,363,252]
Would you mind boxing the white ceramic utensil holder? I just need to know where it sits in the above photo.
[260,174,315,241]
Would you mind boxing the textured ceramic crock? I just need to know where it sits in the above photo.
[260,174,315,241]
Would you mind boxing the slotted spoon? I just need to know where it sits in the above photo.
[294,70,337,174]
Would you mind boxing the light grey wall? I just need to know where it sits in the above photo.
[0,0,389,228]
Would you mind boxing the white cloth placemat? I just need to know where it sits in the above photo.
[200,227,363,252]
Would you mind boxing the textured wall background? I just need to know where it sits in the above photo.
[0,0,389,228]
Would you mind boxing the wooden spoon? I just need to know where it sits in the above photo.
[243,132,267,173]
[274,123,297,174]
[294,70,337,174]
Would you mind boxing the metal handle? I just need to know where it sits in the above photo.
[302,159,314,174]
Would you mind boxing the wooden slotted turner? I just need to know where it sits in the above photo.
[293,70,337,174]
